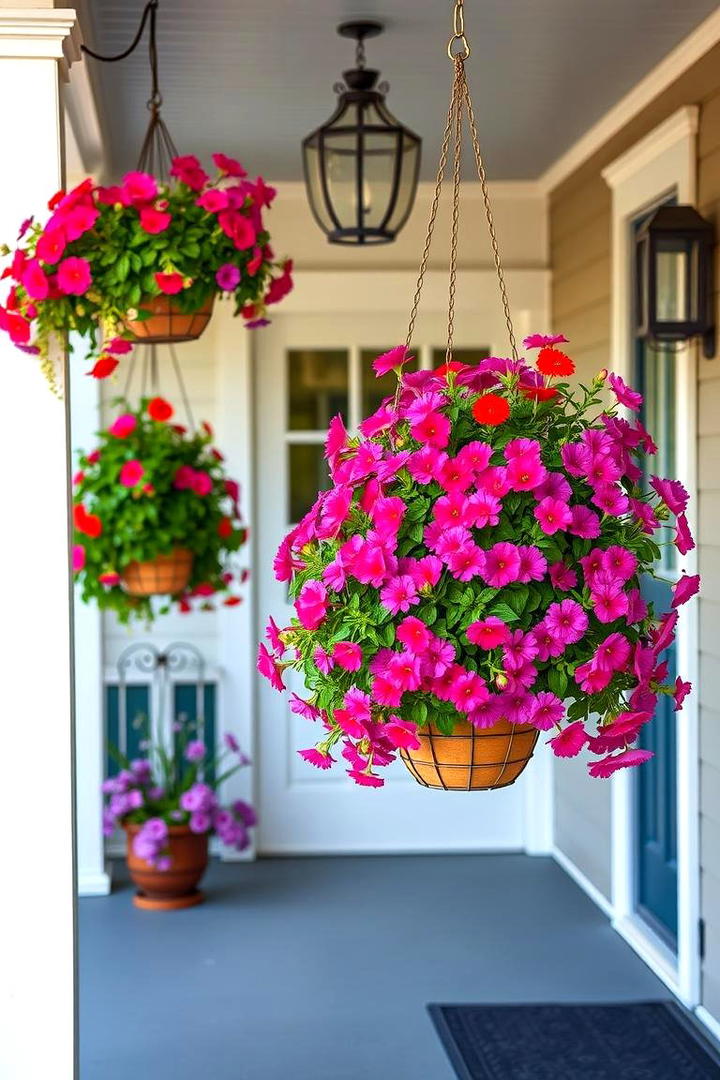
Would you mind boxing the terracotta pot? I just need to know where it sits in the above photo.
[120,548,193,597]
[124,295,215,344]
[124,824,208,911]
[400,717,539,791]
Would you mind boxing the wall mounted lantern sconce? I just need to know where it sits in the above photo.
[302,20,422,245]
[635,204,716,358]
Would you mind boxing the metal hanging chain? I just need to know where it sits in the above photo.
[446,72,463,365]
[405,61,463,353]
[404,0,518,361]
[120,343,196,432]
[81,0,179,177]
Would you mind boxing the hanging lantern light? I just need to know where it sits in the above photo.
[302,20,422,245]
[635,204,716,357]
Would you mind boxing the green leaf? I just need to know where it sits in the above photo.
[488,602,521,623]
[547,668,568,699]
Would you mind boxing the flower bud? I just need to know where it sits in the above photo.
[495,673,508,690]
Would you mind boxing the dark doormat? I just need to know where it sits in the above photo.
[428,1002,720,1080]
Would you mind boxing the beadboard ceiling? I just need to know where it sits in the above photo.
[79,0,719,181]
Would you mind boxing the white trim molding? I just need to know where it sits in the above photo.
[0,8,81,78]
[540,8,720,193]
[604,106,701,1009]
[696,1007,720,1046]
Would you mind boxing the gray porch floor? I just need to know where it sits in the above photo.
[79,854,668,1080]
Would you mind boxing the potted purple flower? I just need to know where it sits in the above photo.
[103,717,256,909]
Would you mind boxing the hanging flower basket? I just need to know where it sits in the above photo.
[73,397,247,624]
[258,340,699,789]
[400,718,539,791]
[120,548,194,597]
[0,152,293,387]
[123,294,216,345]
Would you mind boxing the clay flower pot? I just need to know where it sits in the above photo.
[400,718,539,791]
[124,824,209,911]
[124,295,215,344]
[120,548,193,597]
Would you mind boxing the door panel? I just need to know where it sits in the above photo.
[254,312,526,854]
[634,305,679,945]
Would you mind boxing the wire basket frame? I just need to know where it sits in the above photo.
[400,719,539,791]
[121,548,193,597]
[124,295,215,345]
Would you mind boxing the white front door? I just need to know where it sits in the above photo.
[253,297,547,853]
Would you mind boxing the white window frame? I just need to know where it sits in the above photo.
[602,105,701,1007]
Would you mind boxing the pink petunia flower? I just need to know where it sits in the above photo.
[516,545,548,583]
[397,616,432,654]
[410,410,451,449]
[560,442,591,477]
[568,505,601,540]
[608,372,643,411]
[371,495,406,539]
[548,721,588,758]
[672,573,700,608]
[593,632,631,672]
[333,641,362,671]
[447,543,486,581]
[154,271,184,294]
[531,620,565,661]
[380,575,419,615]
[119,459,144,487]
[405,555,443,591]
[57,256,92,295]
[72,544,85,573]
[468,697,501,729]
[216,263,241,291]
[549,562,577,591]
[673,676,692,711]
[585,453,622,488]
[438,455,474,493]
[529,691,565,731]
[265,616,285,655]
[523,333,569,349]
[588,748,654,778]
[298,748,335,770]
[386,652,422,692]
[313,647,334,674]
[603,545,638,583]
[591,484,630,517]
[139,206,171,234]
[626,588,648,623]
[383,717,421,750]
[503,629,539,668]
[432,525,471,559]
[544,598,588,644]
[574,658,613,694]
[408,446,448,485]
[449,670,489,713]
[288,694,321,721]
[630,498,660,534]
[109,413,137,439]
[456,440,493,476]
[373,345,410,377]
[483,542,522,588]
[674,513,695,555]
[257,643,284,691]
[22,258,49,301]
[507,455,547,492]
[296,581,328,629]
[592,582,629,623]
[534,471,572,503]
[466,617,509,649]
[534,497,572,535]
[122,170,158,203]
[347,768,384,788]
[650,475,689,515]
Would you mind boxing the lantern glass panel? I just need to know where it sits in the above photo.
[655,235,696,324]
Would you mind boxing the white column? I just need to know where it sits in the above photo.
[0,8,81,1080]
[214,308,257,858]
[71,341,110,896]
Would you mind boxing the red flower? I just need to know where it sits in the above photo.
[0,308,31,345]
[218,517,234,539]
[73,503,102,538]
[47,189,66,210]
[147,396,174,422]
[223,596,242,607]
[536,347,575,377]
[87,355,119,379]
[472,393,511,426]
[36,228,66,265]
[154,272,184,295]
[434,361,467,377]
[212,152,247,177]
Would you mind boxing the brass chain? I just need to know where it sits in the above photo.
[404,0,519,364]
[446,63,463,365]
[404,61,463,353]
[460,67,518,359]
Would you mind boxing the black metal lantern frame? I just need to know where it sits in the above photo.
[635,203,716,358]
[302,21,422,245]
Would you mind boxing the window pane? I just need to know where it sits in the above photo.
[360,348,418,418]
[288,350,349,430]
[288,443,331,524]
[431,347,491,367]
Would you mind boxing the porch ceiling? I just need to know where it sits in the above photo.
[81,0,718,182]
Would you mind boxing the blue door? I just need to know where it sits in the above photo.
[633,206,679,946]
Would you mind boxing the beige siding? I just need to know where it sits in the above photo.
[549,44,720,995]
